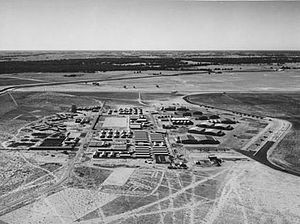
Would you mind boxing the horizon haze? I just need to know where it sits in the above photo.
[0,0,300,51]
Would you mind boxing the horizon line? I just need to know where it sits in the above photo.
[1,49,300,52]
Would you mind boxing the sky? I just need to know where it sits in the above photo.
[0,0,300,50]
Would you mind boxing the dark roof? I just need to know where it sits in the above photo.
[134,131,149,142]
[150,133,164,142]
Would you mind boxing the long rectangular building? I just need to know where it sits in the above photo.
[134,131,149,142]
[150,133,165,142]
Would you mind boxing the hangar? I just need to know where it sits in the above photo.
[178,135,219,144]
[188,127,225,136]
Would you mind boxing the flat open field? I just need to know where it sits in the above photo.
[79,70,300,92]
[102,117,128,129]
[185,92,300,173]
[12,70,300,94]
[1,71,140,83]
[68,91,139,101]
[0,77,42,86]
[61,91,180,103]
[102,168,135,186]
[0,70,186,84]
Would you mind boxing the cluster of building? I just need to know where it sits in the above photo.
[92,106,155,159]
[157,114,173,121]
[47,113,75,122]
[157,106,236,130]
[29,132,80,150]
[75,116,91,124]
[150,133,169,163]
[92,130,170,163]
[162,106,189,111]
[158,116,194,127]
[31,113,76,132]
[129,114,152,129]
[89,103,240,167]
[92,139,131,159]
[134,131,152,158]
[77,105,101,112]
[171,117,194,125]
[97,129,133,139]
[31,123,66,132]
[133,131,170,163]
[7,108,88,151]
[107,107,143,115]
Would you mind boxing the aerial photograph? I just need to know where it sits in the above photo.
[0,0,300,223]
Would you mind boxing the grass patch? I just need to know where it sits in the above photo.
[102,195,157,216]
[0,77,41,86]
[69,166,112,189]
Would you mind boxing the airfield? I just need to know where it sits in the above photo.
[0,67,300,224]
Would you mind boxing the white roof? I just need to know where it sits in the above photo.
[214,123,229,127]
[189,127,202,131]
[205,129,219,133]
[199,121,212,126]
[171,117,190,121]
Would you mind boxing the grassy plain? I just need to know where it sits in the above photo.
[10,70,300,94]
[0,70,185,84]
[0,77,41,86]
[69,166,112,189]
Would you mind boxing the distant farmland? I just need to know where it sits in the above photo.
[1,55,300,73]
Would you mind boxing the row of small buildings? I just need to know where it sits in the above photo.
[98,129,133,139]
[129,114,152,129]
[162,106,189,111]
[160,117,235,127]
[118,107,143,115]
[134,131,170,163]
[92,130,170,163]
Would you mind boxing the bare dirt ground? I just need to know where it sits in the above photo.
[1,161,300,224]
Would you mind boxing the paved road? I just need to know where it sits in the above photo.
[235,118,296,176]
